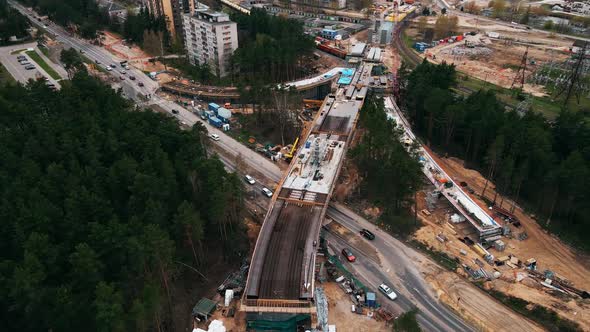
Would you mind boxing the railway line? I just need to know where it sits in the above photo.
[393,13,422,68]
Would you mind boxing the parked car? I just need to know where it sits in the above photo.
[95,59,100,64]
[138,82,144,87]
[209,133,220,141]
[129,75,136,80]
[379,284,397,300]
[171,109,179,115]
[24,65,35,70]
[342,248,356,262]
[261,187,273,198]
[244,175,256,185]
[360,229,375,240]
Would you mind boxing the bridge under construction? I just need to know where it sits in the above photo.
[242,63,373,317]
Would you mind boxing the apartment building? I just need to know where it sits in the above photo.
[182,10,238,77]
[143,0,195,40]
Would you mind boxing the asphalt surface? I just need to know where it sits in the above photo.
[0,42,62,88]
[325,206,474,332]
[10,2,474,329]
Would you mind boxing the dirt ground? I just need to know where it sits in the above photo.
[408,15,573,94]
[101,31,151,60]
[435,155,590,290]
[412,152,590,330]
[323,282,389,332]
[423,269,544,332]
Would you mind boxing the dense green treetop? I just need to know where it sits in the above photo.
[230,8,315,84]
[0,0,30,44]
[0,73,246,331]
[400,60,590,250]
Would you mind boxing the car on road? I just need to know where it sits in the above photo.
[124,65,130,70]
[111,63,117,68]
[341,248,356,262]
[129,75,135,80]
[209,133,220,141]
[138,82,144,87]
[106,66,112,71]
[119,75,125,80]
[121,70,126,74]
[244,175,256,185]
[360,229,375,240]
[261,187,273,198]
[171,109,179,115]
[95,60,100,64]
[379,283,397,300]
[79,49,84,54]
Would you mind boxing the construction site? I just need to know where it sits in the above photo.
[242,62,374,329]
[374,95,590,330]
[405,13,588,103]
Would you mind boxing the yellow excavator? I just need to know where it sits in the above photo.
[284,137,300,162]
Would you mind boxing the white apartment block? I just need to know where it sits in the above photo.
[182,10,238,77]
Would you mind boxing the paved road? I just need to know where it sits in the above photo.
[0,42,62,88]
[325,205,474,332]
[9,0,283,182]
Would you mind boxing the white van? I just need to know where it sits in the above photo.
[209,133,220,141]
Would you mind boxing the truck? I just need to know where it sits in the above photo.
[208,116,223,128]
[217,107,232,123]
[208,103,220,113]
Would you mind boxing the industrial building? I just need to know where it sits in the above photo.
[143,0,195,40]
[182,7,238,77]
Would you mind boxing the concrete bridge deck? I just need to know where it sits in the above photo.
[243,64,373,312]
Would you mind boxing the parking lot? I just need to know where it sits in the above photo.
[0,42,62,88]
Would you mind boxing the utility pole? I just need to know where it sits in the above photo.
[511,46,529,90]
[555,42,587,106]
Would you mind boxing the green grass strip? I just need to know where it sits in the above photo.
[25,50,61,80]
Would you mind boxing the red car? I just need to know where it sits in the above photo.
[342,248,356,262]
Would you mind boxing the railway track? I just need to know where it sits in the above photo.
[393,14,422,68]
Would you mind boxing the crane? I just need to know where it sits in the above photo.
[284,137,300,162]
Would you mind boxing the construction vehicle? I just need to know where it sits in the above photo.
[284,137,299,162]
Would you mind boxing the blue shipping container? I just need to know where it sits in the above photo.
[208,103,220,112]
[208,116,223,128]
[366,292,376,308]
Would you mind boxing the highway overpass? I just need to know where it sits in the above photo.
[160,67,346,102]
[242,64,373,317]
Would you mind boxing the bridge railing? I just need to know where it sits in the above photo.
[244,299,313,308]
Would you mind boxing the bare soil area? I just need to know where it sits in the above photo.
[423,270,544,332]
[435,155,590,290]
[412,152,590,331]
[323,282,389,332]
